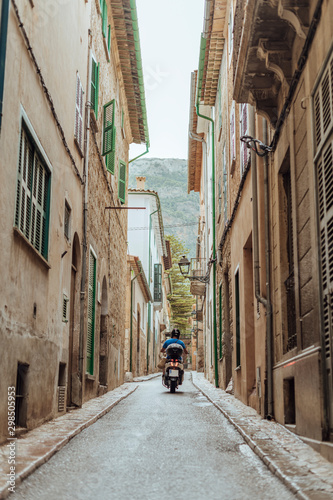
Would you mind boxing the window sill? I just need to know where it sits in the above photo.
[234,365,241,372]
[13,227,51,270]
[85,373,95,381]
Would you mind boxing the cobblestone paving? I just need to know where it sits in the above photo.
[192,372,333,500]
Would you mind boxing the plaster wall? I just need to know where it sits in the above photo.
[0,0,90,442]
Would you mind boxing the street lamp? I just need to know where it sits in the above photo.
[178,255,190,277]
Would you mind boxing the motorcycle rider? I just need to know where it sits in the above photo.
[160,328,188,376]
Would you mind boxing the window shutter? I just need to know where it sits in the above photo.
[102,0,107,38]
[91,59,99,118]
[103,100,115,156]
[240,103,249,173]
[107,24,111,54]
[154,264,162,302]
[74,73,83,150]
[118,160,126,204]
[314,52,333,152]
[87,250,96,375]
[15,127,50,259]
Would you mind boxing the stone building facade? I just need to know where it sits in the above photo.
[189,0,333,452]
[0,0,149,443]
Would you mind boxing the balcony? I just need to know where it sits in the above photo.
[233,0,310,127]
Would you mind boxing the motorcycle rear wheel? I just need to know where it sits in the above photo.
[170,380,177,393]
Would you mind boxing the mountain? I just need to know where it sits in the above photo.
[128,158,200,257]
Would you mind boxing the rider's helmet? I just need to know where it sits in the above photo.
[171,328,180,339]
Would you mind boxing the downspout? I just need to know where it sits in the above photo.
[79,46,92,401]
[263,119,273,419]
[250,106,267,308]
[251,109,273,418]
[196,36,218,387]
[0,0,10,132]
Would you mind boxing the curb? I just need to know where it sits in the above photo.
[0,384,138,499]
[191,375,310,500]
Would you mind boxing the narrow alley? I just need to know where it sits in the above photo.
[11,375,295,500]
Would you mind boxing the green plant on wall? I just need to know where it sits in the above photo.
[166,234,195,334]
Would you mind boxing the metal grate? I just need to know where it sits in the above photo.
[57,386,66,412]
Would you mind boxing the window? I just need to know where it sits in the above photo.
[14,124,51,260]
[240,103,249,174]
[91,56,99,118]
[87,249,97,375]
[154,264,162,302]
[74,73,83,151]
[62,293,69,323]
[64,201,71,240]
[103,100,116,174]
[118,160,126,204]
[280,157,297,352]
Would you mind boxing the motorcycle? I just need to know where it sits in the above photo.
[162,343,184,393]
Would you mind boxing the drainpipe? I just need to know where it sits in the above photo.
[263,119,273,419]
[195,34,218,387]
[0,0,10,132]
[250,107,267,308]
[251,110,273,418]
[79,46,92,402]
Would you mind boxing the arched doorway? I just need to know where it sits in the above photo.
[99,277,108,387]
[68,232,81,407]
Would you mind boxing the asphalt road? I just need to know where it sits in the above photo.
[14,373,295,500]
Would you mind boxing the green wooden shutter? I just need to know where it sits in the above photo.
[91,59,99,118]
[154,264,162,302]
[107,24,111,54]
[87,250,96,375]
[102,0,107,38]
[103,100,115,156]
[106,126,116,174]
[118,160,126,204]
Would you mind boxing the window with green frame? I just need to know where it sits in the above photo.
[86,249,97,375]
[91,56,99,118]
[14,124,51,260]
[118,160,126,204]
[101,0,108,38]
[102,100,116,174]
[154,263,162,302]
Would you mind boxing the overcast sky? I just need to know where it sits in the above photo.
[129,0,205,160]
